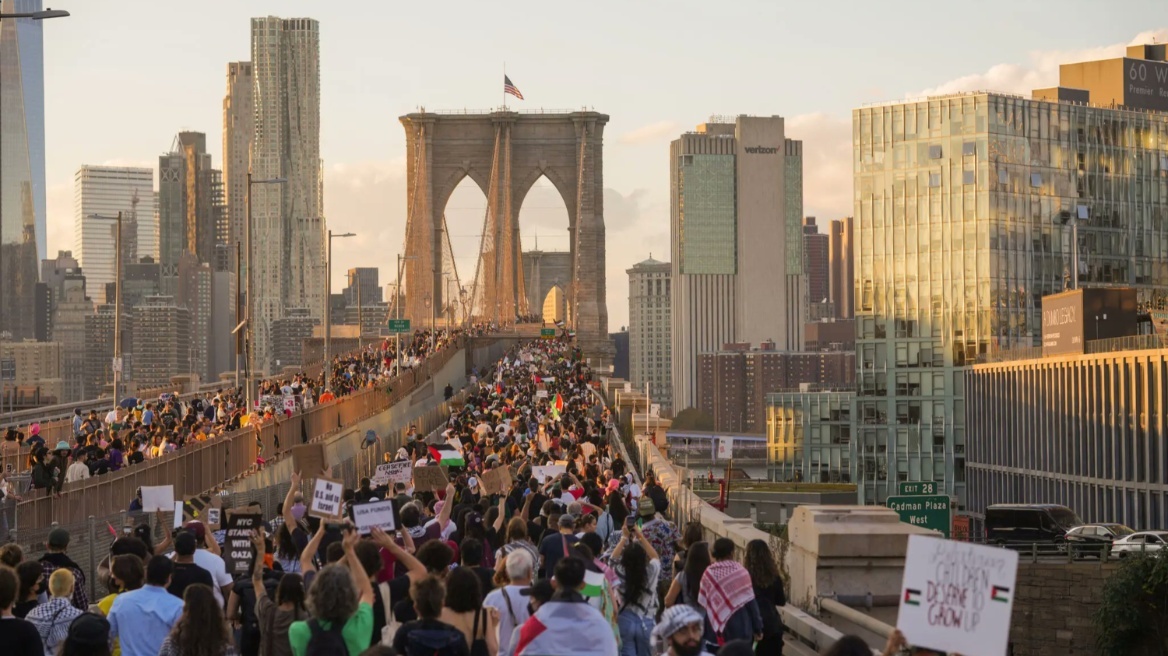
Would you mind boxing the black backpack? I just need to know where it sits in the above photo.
[305,618,348,656]
[403,624,466,656]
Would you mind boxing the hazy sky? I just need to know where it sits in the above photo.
[37,1,1167,329]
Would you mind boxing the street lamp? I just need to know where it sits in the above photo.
[88,213,122,408]
[394,254,417,378]
[324,230,356,387]
[0,8,69,19]
[243,173,286,412]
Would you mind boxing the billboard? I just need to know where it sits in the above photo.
[1124,58,1168,113]
[1041,291,1084,356]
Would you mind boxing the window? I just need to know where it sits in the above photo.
[1030,172,1043,187]
[928,145,942,159]
[962,142,976,156]
[963,170,976,185]
[998,168,1008,185]
[1077,205,1089,220]
[929,173,941,188]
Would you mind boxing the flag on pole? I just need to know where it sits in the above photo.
[106,522,118,538]
[504,75,524,100]
[429,443,466,467]
[553,393,564,415]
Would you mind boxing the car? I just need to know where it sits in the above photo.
[1064,523,1136,558]
[985,504,1082,547]
[1111,531,1168,557]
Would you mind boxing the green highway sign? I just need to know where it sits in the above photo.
[387,318,411,333]
[887,495,952,537]
[898,481,938,496]
[540,328,557,338]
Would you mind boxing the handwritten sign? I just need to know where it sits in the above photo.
[223,512,262,578]
[352,500,397,535]
[292,443,327,476]
[309,477,345,519]
[532,465,566,484]
[481,466,512,496]
[412,465,449,493]
[372,461,412,487]
[141,485,175,512]
[897,535,1019,656]
[206,508,221,529]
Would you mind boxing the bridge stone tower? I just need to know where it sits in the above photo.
[399,110,613,363]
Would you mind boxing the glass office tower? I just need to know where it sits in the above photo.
[854,92,1168,505]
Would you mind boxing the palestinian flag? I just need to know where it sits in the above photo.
[496,382,504,395]
[515,600,616,656]
[429,443,466,467]
[581,568,606,598]
[554,393,564,415]
[991,585,1011,603]
[903,588,921,606]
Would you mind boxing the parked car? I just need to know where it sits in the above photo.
[1064,523,1136,558]
[1110,530,1168,557]
[985,504,1082,547]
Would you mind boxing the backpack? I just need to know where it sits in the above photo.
[305,619,348,656]
[403,623,466,656]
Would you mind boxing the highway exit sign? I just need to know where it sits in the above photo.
[540,328,556,338]
[387,319,411,333]
[887,494,952,537]
[898,481,938,496]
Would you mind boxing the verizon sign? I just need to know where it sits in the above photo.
[743,146,779,154]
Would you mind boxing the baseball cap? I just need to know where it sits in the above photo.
[468,477,479,490]
[558,514,576,529]
[520,579,555,604]
[48,527,70,549]
[66,613,111,648]
[638,496,657,518]
[182,520,206,542]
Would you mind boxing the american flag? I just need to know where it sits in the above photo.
[504,75,524,100]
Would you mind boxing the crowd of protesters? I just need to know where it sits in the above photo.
[0,325,496,502]
[0,333,942,656]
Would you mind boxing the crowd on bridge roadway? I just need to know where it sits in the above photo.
[0,332,955,656]
[0,323,498,504]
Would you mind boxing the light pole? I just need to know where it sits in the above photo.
[244,173,285,412]
[0,8,69,19]
[424,292,433,352]
[89,213,122,408]
[324,230,356,386]
[394,254,417,378]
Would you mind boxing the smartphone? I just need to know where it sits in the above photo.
[625,516,637,529]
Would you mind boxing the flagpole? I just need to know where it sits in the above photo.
[503,62,506,111]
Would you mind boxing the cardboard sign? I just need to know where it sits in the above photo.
[532,465,566,484]
[309,477,345,519]
[372,461,412,487]
[292,443,327,476]
[183,494,222,525]
[352,500,397,536]
[223,512,263,578]
[897,535,1019,656]
[480,466,512,496]
[141,485,175,512]
[412,465,449,493]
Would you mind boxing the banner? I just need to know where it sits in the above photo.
[352,500,397,536]
[141,485,175,513]
[532,464,566,484]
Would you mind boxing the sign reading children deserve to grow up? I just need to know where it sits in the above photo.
[896,534,1019,656]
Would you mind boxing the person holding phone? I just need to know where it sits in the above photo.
[611,518,661,656]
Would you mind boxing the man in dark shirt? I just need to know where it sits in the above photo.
[0,564,43,656]
[460,539,495,596]
[538,514,579,579]
[168,532,213,599]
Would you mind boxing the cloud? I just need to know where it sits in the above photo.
[324,160,410,295]
[787,113,853,221]
[911,28,1168,98]
[618,121,679,145]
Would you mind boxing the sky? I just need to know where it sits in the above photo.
[35,0,1168,330]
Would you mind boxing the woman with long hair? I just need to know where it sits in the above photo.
[253,530,305,656]
[159,584,238,656]
[272,523,301,574]
[664,541,711,610]
[611,522,660,656]
[494,517,539,569]
[605,492,629,547]
[673,522,704,576]
[744,538,787,656]
[438,567,493,656]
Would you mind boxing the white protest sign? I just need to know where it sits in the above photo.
[309,477,345,519]
[173,501,185,529]
[284,396,296,415]
[206,508,221,528]
[141,485,175,512]
[532,464,566,483]
[372,461,412,487]
[352,500,397,536]
[716,436,734,460]
[535,390,548,399]
[897,534,1019,656]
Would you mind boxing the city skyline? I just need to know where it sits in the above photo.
[24,3,1167,329]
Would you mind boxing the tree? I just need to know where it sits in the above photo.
[671,407,714,431]
[1095,550,1168,655]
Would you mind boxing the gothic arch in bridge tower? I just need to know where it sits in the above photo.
[399,110,614,362]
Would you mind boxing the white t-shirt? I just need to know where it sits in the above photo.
[483,585,531,656]
[168,549,232,607]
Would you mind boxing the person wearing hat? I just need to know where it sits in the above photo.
[167,522,233,609]
[59,613,111,656]
[537,513,580,579]
[652,605,714,656]
[39,528,87,611]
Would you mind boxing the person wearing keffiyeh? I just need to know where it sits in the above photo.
[696,538,762,651]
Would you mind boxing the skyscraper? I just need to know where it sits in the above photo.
[158,132,222,271]
[0,1,46,340]
[74,166,158,305]
[828,217,854,319]
[251,16,324,373]
[670,116,805,411]
[223,61,253,275]
[803,217,831,320]
[628,256,672,413]
[852,45,1168,505]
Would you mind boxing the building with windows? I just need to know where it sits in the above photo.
[159,132,223,272]
[671,116,805,411]
[251,16,325,374]
[829,217,854,319]
[851,44,1168,505]
[628,256,672,413]
[343,267,382,306]
[74,166,158,305]
[271,308,318,370]
[803,217,831,320]
[223,61,253,276]
[130,296,189,389]
[767,390,855,484]
[0,339,63,406]
[1,1,47,262]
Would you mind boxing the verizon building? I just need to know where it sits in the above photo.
[670,116,805,411]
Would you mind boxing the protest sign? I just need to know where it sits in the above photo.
[481,466,512,496]
[897,534,1019,656]
[141,485,175,512]
[206,508,221,529]
[183,494,219,523]
[413,465,449,492]
[535,390,548,399]
[292,443,327,476]
[223,511,263,578]
[532,464,566,483]
[283,396,296,415]
[309,477,345,519]
[352,500,397,536]
[173,501,184,529]
[372,461,412,487]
